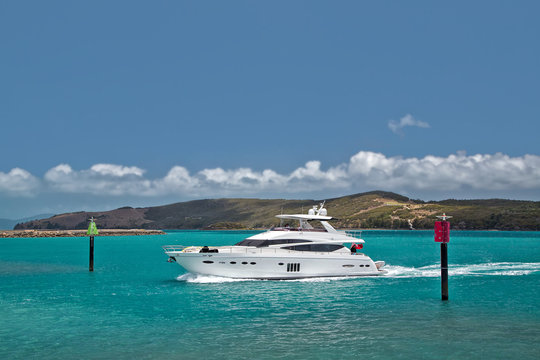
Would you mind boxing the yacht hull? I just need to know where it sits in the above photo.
[168,252,385,279]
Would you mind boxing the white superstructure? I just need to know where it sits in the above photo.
[163,203,385,279]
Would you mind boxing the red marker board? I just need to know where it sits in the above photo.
[434,221,450,243]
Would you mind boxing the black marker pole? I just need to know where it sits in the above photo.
[435,214,451,301]
[441,242,448,300]
[89,235,94,272]
[87,217,98,272]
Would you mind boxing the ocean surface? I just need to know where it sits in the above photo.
[1,230,539,359]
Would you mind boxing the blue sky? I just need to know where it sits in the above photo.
[1,1,539,218]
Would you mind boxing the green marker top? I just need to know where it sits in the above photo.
[87,218,99,236]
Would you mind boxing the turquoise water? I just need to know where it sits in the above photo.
[1,230,539,359]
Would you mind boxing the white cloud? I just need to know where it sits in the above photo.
[200,167,287,190]
[347,152,540,195]
[89,164,145,177]
[288,161,349,191]
[388,114,430,134]
[0,168,40,195]
[2,152,540,200]
[44,163,151,195]
[153,166,200,195]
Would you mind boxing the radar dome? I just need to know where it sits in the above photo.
[308,208,315,215]
[319,208,327,216]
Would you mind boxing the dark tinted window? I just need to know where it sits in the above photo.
[282,244,344,252]
[234,239,311,247]
[271,239,309,245]
[234,239,267,247]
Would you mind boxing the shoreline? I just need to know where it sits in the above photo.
[2,228,537,238]
[0,229,166,238]
[167,228,538,232]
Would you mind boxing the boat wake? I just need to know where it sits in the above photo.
[383,262,540,278]
[176,273,257,283]
[175,262,539,283]
[176,273,355,283]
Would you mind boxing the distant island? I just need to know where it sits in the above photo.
[11,191,540,231]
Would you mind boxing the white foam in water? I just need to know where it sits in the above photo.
[286,276,351,283]
[176,273,257,283]
[176,262,539,283]
[383,262,540,278]
[176,273,352,283]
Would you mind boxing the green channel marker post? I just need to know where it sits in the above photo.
[87,217,99,272]
[435,213,452,301]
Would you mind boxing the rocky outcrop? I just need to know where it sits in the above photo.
[0,229,165,238]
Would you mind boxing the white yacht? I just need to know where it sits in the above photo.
[163,203,386,279]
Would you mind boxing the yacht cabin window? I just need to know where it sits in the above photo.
[234,239,311,247]
[282,244,345,252]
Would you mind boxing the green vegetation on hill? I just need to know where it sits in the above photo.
[14,191,540,231]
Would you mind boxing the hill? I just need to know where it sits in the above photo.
[0,214,55,230]
[14,191,540,231]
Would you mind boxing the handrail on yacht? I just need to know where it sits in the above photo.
[162,245,364,256]
[269,227,327,232]
[162,245,188,252]
[342,230,363,239]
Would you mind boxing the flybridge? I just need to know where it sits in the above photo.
[274,203,338,233]
[275,214,334,221]
[276,202,333,221]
